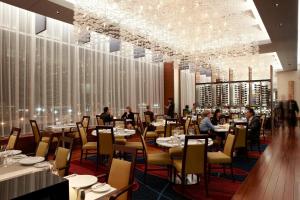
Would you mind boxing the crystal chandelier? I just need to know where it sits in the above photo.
[71,0,268,64]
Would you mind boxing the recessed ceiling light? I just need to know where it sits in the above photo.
[56,10,60,14]
[275,3,279,7]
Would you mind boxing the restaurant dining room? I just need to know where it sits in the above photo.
[0,0,299,200]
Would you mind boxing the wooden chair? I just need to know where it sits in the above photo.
[53,137,74,177]
[29,120,51,148]
[207,133,237,180]
[76,122,97,163]
[260,115,266,139]
[5,127,21,150]
[196,114,202,125]
[96,115,104,126]
[35,140,51,159]
[82,116,90,132]
[164,118,177,137]
[96,126,115,170]
[113,119,126,129]
[234,126,248,157]
[173,135,209,195]
[140,127,172,181]
[98,145,137,200]
[125,123,144,152]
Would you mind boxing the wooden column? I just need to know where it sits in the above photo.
[164,62,174,115]
[288,81,295,99]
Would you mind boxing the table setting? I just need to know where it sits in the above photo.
[65,174,116,200]
[91,128,135,137]
[156,135,213,148]
[0,150,50,182]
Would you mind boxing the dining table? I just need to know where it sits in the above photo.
[46,123,77,137]
[0,150,50,182]
[156,135,214,148]
[66,174,117,200]
[91,128,136,137]
[151,120,177,127]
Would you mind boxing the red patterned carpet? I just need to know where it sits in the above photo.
[68,136,271,200]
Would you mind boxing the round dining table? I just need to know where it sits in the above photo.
[91,128,136,137]
[156,135,213,148]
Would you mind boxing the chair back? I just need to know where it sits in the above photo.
[6,127,21,150]
[29,120,41,145]
[54,137,74,177]
[76,122,87,146]
[96,126,115,159]
[133,112,140,125]
[164,118,176,137]
[81,116,90,131]
[223,133,236,157]
[35,141,50,158]
[184,116,192,134]
[96,115,104,126]
[114,119,126,128]
[234,127,247,148]
[182,135,208,175]
[196,114,202,125]
[194,125,201,135]
[108,145,137,200]
[140,127,149,160]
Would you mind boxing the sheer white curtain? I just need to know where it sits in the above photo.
[0,2,164,136]
[180,70,195,112]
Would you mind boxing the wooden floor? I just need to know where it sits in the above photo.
[233,127,300,200]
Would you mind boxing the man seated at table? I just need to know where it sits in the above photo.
[199,110,216,135]
[100,107,114,125]
[246,108,261,143]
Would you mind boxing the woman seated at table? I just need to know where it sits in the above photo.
[121,106,135,129]
[211,109,225,146]
[199,110,216,134]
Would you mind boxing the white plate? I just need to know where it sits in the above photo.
[12,154,27,159]
[68,175,98,188]
[91,183,111,193]
[19,156,45,166]
[34,161,49,168]
[0,150,22,156]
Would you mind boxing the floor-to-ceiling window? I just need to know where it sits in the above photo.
[0,2,164,136]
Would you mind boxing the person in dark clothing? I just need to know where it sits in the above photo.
[286,95,299,134]
[211,109,221,125]
[246,108,261,142]
[144,105,154,122]
[165,98,175,118]
[121,106,135,129]
[100,107,113,124]
[183,105,191,116]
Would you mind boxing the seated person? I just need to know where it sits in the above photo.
[246,108,261,142]
[121,106,135,129]
[211,108,225,146]
[183,105,191,116]
[144,105,154,122]
[211,109,221,125]
[100,107,114,125]
[199,111,215,134]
